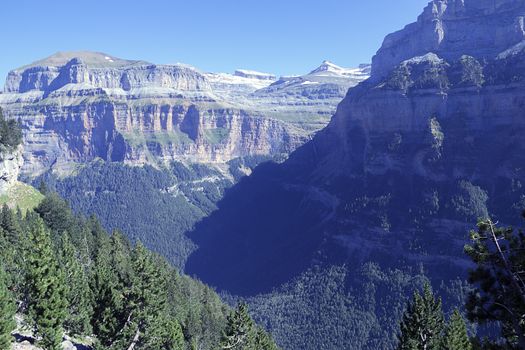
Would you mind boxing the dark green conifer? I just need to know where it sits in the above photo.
[26,217,67,350]
[441,309,472,350]
[0,264,16,349]
[0,206,26,300]
[253,327,280,350]
[91,228,126,349]
[59,232,93,336]
[221,302,256,350]
[397,283,445,350]
[464,218,525,348]
[1,204,21,244]
[35,192,76,241]
[118,243,176,349]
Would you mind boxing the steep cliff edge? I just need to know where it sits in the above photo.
[186,0,525,295]
[371,0,525,80]
[0,52,369,178]
[183,3,525,348]
[0,146,43,212]
[0,146,23,194]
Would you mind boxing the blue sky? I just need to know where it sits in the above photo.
[1,0,429,82]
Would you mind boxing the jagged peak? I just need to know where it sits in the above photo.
[371,0,525,80]
[309,60,346,75]
[308,61,371,78]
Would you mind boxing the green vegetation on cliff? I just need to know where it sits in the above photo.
[0,108,22,151]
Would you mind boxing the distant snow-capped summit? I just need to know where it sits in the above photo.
[234,69,276,81]
[309,60,371,78]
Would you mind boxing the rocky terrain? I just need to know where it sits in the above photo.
[0,52,369,178]
[6,1,525,348]
[0,145,23,194]
[184,1,525,347]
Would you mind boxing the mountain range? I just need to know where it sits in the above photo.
[0,52,369,178]
[2,0,525,349]
[183,0,525,347]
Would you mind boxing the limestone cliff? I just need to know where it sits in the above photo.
[0,146,23,194]
[186,0,525,296]
[371,0,525,80]
[0,52,369,177]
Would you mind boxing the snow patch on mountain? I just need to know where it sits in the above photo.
[309,60,371,79]
[234,69,276,80]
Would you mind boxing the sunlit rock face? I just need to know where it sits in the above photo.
[0,51,369,178]
[185,0,525,295]
[0,146,23,194]
[371,0,525,80]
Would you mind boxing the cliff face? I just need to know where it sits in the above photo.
[0,146,23,194]
[185,0,525,295]
[371,0,525,80]
[0,52,369,177]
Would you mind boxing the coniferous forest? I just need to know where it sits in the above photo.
[0,192,279,349]
[2,0,525,349]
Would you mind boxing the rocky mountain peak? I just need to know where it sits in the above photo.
[4,51,211,94]
[234,69,276,80]
[309,60,344,74]
[371,0,525,80]
[0,146,23,194]
[15,51,146,71]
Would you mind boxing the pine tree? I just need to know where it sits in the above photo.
[0,206,26,300]
[110,230,133,289]
[397,283,445,350]
[253,327,280,350]
[1,204,21,244]
[35,192,76,241]
[116,243,176,349]
[150,315,185,350]
[221,302,256,350]
[91,228,126,349]
[26,216,67,350]
[0,108,22,149]
[441,309,471,350]
[59,232,93,336]
[464,218,525,348]
[0,264,16,349]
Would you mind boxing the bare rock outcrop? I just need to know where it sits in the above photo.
[0,146,23,194]
[0,52,369,177]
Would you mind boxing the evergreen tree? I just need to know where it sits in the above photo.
[1,204,21,244]
[397,283,445,350]
[114,243,177,349]
[149,314,185,350]
[221,302,256,350]
[253,327,280,350]
[0,264,16,349]
[26,216,67,350]
[35,192,76,241]
[110,230,133,289]
[59,232,93,336]
[0,205,26,300]
[0,108,22,149]
[441,309,471,350]
[464,218,525,348]
[91,228,126,349]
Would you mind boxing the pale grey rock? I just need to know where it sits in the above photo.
[5,54,211,94]
[371,0,525,80]
[0,146,23,194]
[234,69,276,80]
[0,52,369,178]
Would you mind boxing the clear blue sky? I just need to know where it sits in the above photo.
[1,0,429,82]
